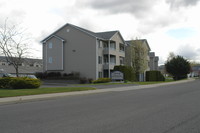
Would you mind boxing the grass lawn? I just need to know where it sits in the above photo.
[76,78,175,86]
[0,87,96,98]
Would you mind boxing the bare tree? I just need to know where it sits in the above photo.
[167,52,176,61]
[0,19,30,77]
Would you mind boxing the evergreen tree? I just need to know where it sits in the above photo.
[165,55,191,80]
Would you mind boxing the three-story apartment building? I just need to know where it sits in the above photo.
[41,23,126,80]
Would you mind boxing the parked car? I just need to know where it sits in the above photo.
[26,75,37,79]
[0,73,15,78]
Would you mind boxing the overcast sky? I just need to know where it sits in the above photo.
[1,0,200,64]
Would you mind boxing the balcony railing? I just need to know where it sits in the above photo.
[103,62,116,70]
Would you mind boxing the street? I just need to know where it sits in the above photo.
[0,79,200,133]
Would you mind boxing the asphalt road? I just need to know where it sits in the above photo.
[0,80,200,133]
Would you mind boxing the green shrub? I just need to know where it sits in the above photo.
[47,72,62,78]
[79,77,88,84]
[9,77,41,89]
[35,72,47,79]
[92,78,111,84]
[146,71,165,81]
[88,78,93,83]
[37,71,81,80]
[0,77,41,89]
[113,65,136,81]
[0,77,13,89]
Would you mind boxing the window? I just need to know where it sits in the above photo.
[66,29,70,32]
[98,72,103,78]
[104,55,108,64]
[48,57,52,63]
[98,41,102,48]
[110,55,116,64]
[48,42,53,49]
[110,42,116,50]
[98,56,102,64]
[103,42,108,49]
[119,43,125,52]
[18,63,23,66]
[120,57,124,65]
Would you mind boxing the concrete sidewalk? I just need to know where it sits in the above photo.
[0,79,195,105]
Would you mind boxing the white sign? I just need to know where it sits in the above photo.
[111,71,124,80]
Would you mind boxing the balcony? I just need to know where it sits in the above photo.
[103,63,109,69]
[103,48,116,55]
[103,54,116,70]
[103,63,115,70]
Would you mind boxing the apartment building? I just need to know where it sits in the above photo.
[149,52,159,70]
[0,56,42,75]
[41,23,126,80]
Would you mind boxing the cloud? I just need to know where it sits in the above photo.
[82,0,191,35]
[84,0,159,18]
[166,0,200,9]
[137,13,180,34]
[158,57,166,65]
[176,44,199,60]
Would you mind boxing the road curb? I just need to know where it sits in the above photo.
[0,78,196,105]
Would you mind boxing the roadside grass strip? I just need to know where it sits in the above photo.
[0,87,96,98]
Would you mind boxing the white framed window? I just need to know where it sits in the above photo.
[48,42,53,49]
[98,41,102,48]
[120,56,124,65]
[66,29,70,32]
[110,42,116,50]
[48,57,52,63]
[110,55,116,64]
[119,43,125,52]
[103,42,108,49]
[98,56,102,64]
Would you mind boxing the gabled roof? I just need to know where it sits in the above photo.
[125,39,151,51]
[95,31,118,40]
[0,56,7,62]
[96,30,126,45]
[41,23,125,43]
[0,65,43,74]
[69,23,99,39]
[0,56,42,64]
[42,35,65,43]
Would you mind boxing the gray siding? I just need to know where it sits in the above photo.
[51,25,97,79]
[45,37,63,71]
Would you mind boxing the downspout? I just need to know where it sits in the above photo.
[96,38,98,80]
[45,42,48,71]
[61,40,65,70]
[130,44,133,67]
[108,40,110,78]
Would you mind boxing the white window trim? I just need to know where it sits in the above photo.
[48,57,52,63]
[49,42,53,49]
